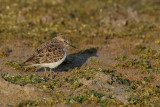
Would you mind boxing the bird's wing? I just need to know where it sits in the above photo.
[34,39,59,54]
[23,43,65,66]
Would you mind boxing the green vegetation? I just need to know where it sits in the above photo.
[1,68,122,106]
[90,58,99,63]
[65,90,104,103]
[18,100,37,107]
[5,60,36,72]
[2,67,159,106]
[1,73,43,86]
[0,0,159,46]
[133,43,160,60]
[115,56,160,73]
[1,65,160,106]
[114,55,160,106]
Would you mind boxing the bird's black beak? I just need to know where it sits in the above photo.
[67,42,77,49]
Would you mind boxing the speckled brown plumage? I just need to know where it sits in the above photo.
[23,36,67,66]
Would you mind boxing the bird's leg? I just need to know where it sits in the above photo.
[50,68,53,79]
[44,67,48,77]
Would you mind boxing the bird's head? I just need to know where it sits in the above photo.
[56,35,76,48]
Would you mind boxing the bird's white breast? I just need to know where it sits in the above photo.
[32,52,67,68]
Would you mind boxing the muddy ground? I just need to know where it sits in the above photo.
[0,0,160,106]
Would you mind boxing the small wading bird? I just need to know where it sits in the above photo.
[23,36,76,79]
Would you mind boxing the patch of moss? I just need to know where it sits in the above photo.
[37,68,105,91]
[90,58,99,63]
[116,57,151,69]
[115,56,160,73]
[112,74,160,106]
[65,90,104,103]
[127,84,160,106]
[18,100,37,107]
[5,60,36,72]
[43,77,83,90]
[71,80,83,90]
[133,43,147,54]
[99,97,117,107]
[69,68,97,80]
[116,77,131,86]
[115,55,127,61]
[100,68,116,74]
[65,90,119,106]
[132,44,160,60]
[1,73,43,86]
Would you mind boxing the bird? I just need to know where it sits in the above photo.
[23,35,76,79]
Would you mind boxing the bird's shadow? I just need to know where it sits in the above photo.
[37,47,98,72]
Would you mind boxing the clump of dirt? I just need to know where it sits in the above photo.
[78,72,130,103]
[0,76,49,106]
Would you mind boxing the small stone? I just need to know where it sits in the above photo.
[17,16,26,22]
[40,16,53,24]
[101,96,107,101]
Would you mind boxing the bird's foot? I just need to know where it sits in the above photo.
[49,72,55,80]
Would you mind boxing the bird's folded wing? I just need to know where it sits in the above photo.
[23,44,65,66]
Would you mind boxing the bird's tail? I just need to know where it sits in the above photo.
[22,56,35,67]
[21,60,34,67]
[21,63,33,67]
